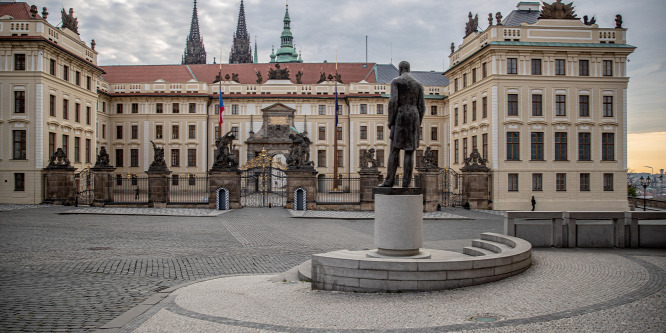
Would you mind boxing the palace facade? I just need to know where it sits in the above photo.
[0,1,634,210]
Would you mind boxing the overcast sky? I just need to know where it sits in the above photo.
[38,0,665,135]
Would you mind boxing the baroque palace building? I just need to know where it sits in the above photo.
[0,0,634,211]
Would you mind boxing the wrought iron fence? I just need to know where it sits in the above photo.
[112,174,148,204]
[316,176,360,204]
[168,174,209,204]
[440,169,462,207]
[74,168,95,206]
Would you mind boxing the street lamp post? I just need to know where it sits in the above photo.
[639,176,652,211]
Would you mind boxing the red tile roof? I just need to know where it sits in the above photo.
[0,2,42,20]
[101,63,377,85]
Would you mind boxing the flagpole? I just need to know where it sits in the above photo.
[333,51,339,191]
[218,50,223,139]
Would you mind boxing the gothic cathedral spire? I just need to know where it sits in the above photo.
[182,0,207,65]
[229,0,253,64]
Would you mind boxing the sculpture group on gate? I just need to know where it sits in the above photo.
[148,140,168,172]
[94,146,112,168]
[359,148,379,171]
[461,148,490,172]
[47,148,72,168]
[287,132,314,169]
[212,131,239,171]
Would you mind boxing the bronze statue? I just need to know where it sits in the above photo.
[379,61,425,188]
[583,15,596,26]
[231,73,239,83]
[450,42,455,54]
[318,72,326,84]
[359,148,379,170]
[296,71,303,84]
[91,39,96,51]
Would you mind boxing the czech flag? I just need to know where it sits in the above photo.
[219,85,224,127]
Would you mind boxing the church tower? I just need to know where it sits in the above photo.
[271,3,302,63]
[229,0,253,64]
[182,0,207,65]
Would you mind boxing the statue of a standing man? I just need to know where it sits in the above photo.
[379,61,425,188]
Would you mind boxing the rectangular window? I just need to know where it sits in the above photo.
[555,59,566,75]
[130,103,138,114]
[507,58,518,74]
[416,150,424,169]
[172,103,180,113]
[318,126,326,140]
[454,108,459,126]
[12,130,27,160]
[556,173,567,191]
[115,149,124,167]
[580,173,590,191]
[189,103,196,113]
[102,102,106,113]
[602,133,615,161]
[532,94,542,116]
[116,125,123,139]
[603,173,614,191]
[482,62,488,78]
[231,126,239,139]
[482,96,488,118]
[507,94,518,116]
[579,95,590,117]
[49,59,56,75]
[63,65,69,81]
[231,104,239,115]
[131,125,138,140]
[463,138,468,160]
[318,105,326,115]
[579,60,589,76]
[555,132,568,161]
[337,150,344,167]
[188,149,197,166]
[531,59,542,75]
[377,104,384,115]
[419,127,423,141]
[75,103,80,122]
[14,91,25,113]
[171,175,179,186]
[75,71,81,86]
[463,73,467,88]
[130,149,139,167]
[116,104,123,114]
[171,149,180,167]
[376,149,385,167]
[578,132,591,161]
[214,126,220,139]
[454,78,459,92]
[49,95,56,116]
[49,132,56,157]
[102,124,106,139]
[189,124,196,139]
[472,135,478,151]
[532,173,543,191]
[188,174,195,186]
[86,76,92,90]
[86,106,91,125]
[14,173,25,191]
[482,133,488,160]
[172,125,179,139]
[431,105,437,116]
[153,103,162,113]
[472,68,477,83]
[531,132,544,160]
[85,139,91,163]
[454,139,459,164]
[377,126,384,140]
[360,104,367,114]
[472,101,477,121]
[156,125,163,139]
[507,132,520,161]
[463,104,468,123]
[508,174,519,191]
[14,54,25,70]
[336,126,342,140]
[74,137,80,162]
[603,60,613,76]
[556,95,566,116]
[603,96,613,117]
[62,135,69,158]
[360,126,367,140]
[337,105,343,115]
[431,127,438,141]
[317,150,326,167]
[431,150,439,167]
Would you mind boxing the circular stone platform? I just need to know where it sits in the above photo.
[126,251,666,332]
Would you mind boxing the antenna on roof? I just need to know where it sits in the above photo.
[365,35,368,65]
[390,41,393,65]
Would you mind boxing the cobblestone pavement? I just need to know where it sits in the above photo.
[61,207,229,217]
[288,209,473,220]
[0,204,52,212]
[0,206,501,332]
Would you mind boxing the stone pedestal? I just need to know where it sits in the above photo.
[43,167,76,205]
[358,169,381,211]
[285,168,317,210]
[372,187,424,257]
[463,171,491,210]
[417,168,440,212]
[208,170,242,209]
[146,170,171,208]
[91,166,115,206]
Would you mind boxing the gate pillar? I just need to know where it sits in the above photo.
[91,166,115,206]
[43,148,76,205]
[359,169,381,211]
[286,169,317,210]
[461,148,492,210]
[146,170,171,208]
[208,170,241,209]
[417,168,441,212]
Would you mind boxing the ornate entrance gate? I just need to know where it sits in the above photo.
[240,149,288,207]
[439,167,462,207]
[75,167,94,206]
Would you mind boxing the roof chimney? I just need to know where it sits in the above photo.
[517,2,540,12]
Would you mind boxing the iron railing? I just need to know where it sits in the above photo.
[112,174,148,204]
[168,175,209,204]
[316,176,360,204]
